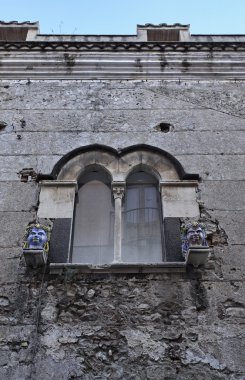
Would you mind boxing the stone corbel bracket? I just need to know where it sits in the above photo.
[23,249,48,268]
[186,247,211,268]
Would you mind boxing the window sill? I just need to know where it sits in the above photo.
[49,262,186,274]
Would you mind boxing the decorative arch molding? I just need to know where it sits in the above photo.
[38,144,199,182]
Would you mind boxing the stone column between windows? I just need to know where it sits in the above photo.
[112,183,125,263]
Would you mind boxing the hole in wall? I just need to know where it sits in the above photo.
[0,121,7,130]
[20,119,26,128]
[155,122,173,133]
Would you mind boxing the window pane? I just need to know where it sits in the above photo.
[122,172,163,263]
[72,180,114,264]
[145,186,157,208]
[125,188,139,223]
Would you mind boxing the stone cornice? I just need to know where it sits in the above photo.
[1,42,245,80]
[0,41,245,52]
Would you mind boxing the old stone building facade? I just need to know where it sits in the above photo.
[0,21,245,379]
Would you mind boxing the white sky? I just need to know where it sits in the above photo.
[1,0,245,35]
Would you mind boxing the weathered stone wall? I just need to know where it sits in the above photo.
[0,79,244,379]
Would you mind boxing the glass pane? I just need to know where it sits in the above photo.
[144,187,158,222]
[125,188,139,223]
[72,180,114,264]
[122,173,163,263]
[145,186,157,208]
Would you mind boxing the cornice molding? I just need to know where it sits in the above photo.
[0,41,245,52]
[1,43,245,80]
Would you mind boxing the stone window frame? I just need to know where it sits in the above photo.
[37,144,200,273]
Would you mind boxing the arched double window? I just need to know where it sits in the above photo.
[37,145,200,269]
[72,167,164,264]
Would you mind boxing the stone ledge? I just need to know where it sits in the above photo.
[39,180,77,186]
[49,262,186,274]
[161,181,199,187]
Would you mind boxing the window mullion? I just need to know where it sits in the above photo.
[112,183,125,263]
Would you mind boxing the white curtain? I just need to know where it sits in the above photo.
[72,180,114,264]
[122,172,163,263]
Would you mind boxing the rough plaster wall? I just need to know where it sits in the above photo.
[0,79,244,379]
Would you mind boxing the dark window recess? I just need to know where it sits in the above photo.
[164,218,184,262]
[147,29,180,42]
[49,219,72,263]
[0,27,28,41]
